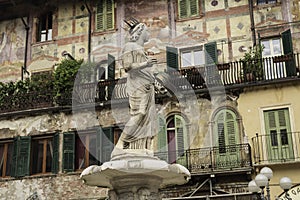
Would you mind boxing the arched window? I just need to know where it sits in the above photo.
[157,114,188,164]
[212,108,242,169]
[213,109,240,149]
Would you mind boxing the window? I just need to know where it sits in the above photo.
[261,29,297,79]
[37,12,52,42]
[75,132,98,170]
[178,0,199,19]
[167,42,217,70]
[10,134,59,177]
[96,0,115,31]
[181,47,205,68]
[31,137,53,174]
[98,54,116,101]
[62,127,117,172]
[0,141,13,177]
[213,109,240,150]
[262,38,282,57]
[156,114,188,165]
[264,108,294,161]
[257,0,276,5]
[212,108,241,168]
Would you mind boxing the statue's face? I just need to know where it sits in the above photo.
[139,190,150,200]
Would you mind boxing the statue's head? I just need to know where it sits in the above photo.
[137,187,150,200]
[124,18,149,43]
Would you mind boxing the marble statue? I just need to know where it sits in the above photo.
[114,18,158,151]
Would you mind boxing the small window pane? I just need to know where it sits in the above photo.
[272,39,281,55]
[270,130,278,146]
[46,141,53,172]
[182,52,192,67]
[262,41,271,56]
[194,50,204,65]
[48,29,52,41]
[31,140,44,174]
[280,129,288,145]
[88,135,98,166]
[75,136,86,169]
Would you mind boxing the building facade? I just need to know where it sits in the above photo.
[0,0,299,199]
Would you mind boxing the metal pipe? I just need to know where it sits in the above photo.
[84,1,92,63]
[21,17,30,80]
[248,0,256,46]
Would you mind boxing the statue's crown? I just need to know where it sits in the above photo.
[124,18,140,33]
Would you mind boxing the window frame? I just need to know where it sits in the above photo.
[180,46,205,69]
[0,140,14,178]
[30,135,54,175]
[36,12,53,42]
[75,131,98,170]
[156,114,188,164]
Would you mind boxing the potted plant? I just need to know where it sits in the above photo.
[240,45,264,82]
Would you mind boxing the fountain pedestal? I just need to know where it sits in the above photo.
[80,151,190,200]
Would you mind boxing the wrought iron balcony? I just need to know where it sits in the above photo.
[252,132,300,164]
[154,144,252,174]
[97,53,300,102]
[1,53,300,114]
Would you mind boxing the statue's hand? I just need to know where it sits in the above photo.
[147,58,157,67]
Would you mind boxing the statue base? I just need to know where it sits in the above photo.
[80,153,190,200]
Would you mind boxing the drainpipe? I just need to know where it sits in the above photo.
[84,1,92,63]
[248,0,256,46]
[21,17,30,80]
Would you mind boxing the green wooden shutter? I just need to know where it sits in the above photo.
[52,133,60,174]
[96,0,114,31]
[96,1,104,30]
[106,0,114,30]
[205,41,217,65]
[264,108,293,161]
[10,138,18,177]
[108,54,115,80]
[157,115,167,152]
[226,112,236,146]
[190,0,199,16]
[97,127,114,164]
[282,29,296,76]
[166,46,179,71]
[205,42,219,85]
[63,132,75,172]
[107,54,115,100]
[11,136,31,177]
[175,115,185,156]
[178,0,188,18]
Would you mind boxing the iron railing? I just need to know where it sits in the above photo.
[154,144,252,174]
[1,53,300,113]
[252,132,300,164]
[97,53,300,101]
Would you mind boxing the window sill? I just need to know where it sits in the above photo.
[175,14,204,23]
[255,2,281,9]
[0,173,57,182]
[32,40,55,47]
[92,29,117,36]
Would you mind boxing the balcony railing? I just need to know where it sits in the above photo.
[1,53,300,114]
[154,144,252,174]
[252,132,300,164]
[97,53,300,101]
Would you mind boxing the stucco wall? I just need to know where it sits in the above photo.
[0,174,107,200]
